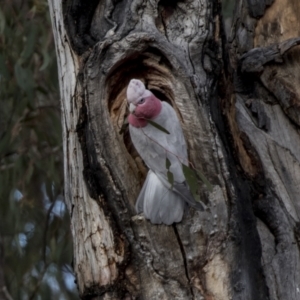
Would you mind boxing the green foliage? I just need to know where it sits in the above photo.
[119,119,128,135]
[222,0,235,18]
[0,0,78,298]
[165,157,212,202]
[194,168,213,192]
[165,158,174,187]
[182,163,212,194]
[147,120,170,134]
[181,164,202,203]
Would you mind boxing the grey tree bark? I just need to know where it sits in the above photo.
[48,0,300,299]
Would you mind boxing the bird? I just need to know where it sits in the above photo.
[127,79,205,225]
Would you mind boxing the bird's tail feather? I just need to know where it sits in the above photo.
[135,171,185,225]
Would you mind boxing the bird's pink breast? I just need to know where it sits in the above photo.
[128,114,148,127]
[128,95,162,128]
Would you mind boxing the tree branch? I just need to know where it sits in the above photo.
[240,37,300,73]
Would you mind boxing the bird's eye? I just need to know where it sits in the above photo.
[138,98,145,104]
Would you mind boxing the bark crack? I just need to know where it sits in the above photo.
[266,144,297,218]
[240,37,300,73]
[173,224,195,300]
[160,11,170,43]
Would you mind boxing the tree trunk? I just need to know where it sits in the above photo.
[228,1,300,299]
[48,0,300,298]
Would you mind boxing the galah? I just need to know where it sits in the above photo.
[127,79,205,225]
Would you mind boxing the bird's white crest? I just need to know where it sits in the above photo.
[127,79,151,102]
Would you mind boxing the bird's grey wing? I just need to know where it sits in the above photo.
[156,172,206,211]
[161,102,188,163]
[130,102,206,212]
[130,102,188,181]
[129,122,168,175]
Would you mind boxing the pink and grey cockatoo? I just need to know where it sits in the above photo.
[127,79,205,225]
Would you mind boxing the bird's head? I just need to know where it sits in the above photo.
[126,79,162,125]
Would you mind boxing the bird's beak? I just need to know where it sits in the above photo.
[129,103,136,113]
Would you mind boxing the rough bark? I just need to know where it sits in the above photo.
[48,0,300,299]
[228,0,300,299]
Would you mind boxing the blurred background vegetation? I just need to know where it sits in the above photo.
[0,0,78,298]
[0,0,235,298]
[222,0,235,36]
